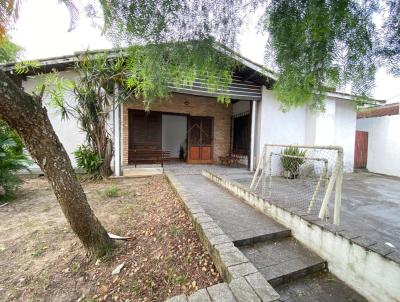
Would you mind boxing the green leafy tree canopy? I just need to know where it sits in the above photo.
[101,0,399,110]
[98,0,258,104]
[0,35,21,63]
[264,0,399,110]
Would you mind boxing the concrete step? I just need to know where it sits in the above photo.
[123,166,163,177]
[233,228,291,247]
[276,271,368,301]
[239,237,327,287]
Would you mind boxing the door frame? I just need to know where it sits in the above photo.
[187,115,214,164]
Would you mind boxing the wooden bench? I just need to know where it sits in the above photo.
[128,149,171,167]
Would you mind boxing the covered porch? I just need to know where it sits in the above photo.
[113,88,261,176]
[109,51,277,177]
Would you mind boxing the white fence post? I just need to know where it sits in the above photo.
[333,148,344,225]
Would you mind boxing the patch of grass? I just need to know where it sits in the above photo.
[168,224,183,237]
[70,261,80,273]
[165,269,187,286]
[184,255,193,264]
[174,274,187,285]
[94,241,116,263]
[142,275,156,289]
[131,281,140,294]
[105,186,120,198]
[31,250,42,258]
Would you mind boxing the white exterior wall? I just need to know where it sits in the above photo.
[256,87,307,157]
[335,100,357,172]
[22,71,86,170]
[357,115,400,177]
[255,86,356,172]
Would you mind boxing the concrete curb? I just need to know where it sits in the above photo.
[203,170,400,302]
[165,172,280,302]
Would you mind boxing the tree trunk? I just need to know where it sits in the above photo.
[99,137,113,178]
[0,70,114,258]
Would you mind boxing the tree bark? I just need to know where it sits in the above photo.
[0,70,114,258]
[99,137,113,177]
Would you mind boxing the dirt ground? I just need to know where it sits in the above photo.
[0,175,221,302]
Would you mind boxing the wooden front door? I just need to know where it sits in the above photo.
[128,110,162,163]
[354,131,368,169]
[187,116,213,164]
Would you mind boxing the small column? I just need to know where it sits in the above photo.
[113,84,122,177]
[250,100,257,171]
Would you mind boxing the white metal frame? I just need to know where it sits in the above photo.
[250,144,344,225]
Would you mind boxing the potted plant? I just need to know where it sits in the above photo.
[281,146,306,179]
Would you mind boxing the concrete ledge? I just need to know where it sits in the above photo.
[165,172,280,302]
[203,170,400,302]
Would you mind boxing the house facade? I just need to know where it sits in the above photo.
[2,49,363,174]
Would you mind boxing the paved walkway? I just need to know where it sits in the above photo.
[174,174,289,244]
[171,168,366,301]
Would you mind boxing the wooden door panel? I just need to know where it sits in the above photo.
[201,118,212,145]
[187,116,213,164]
[190,147,200,160]
[189,117,201,146]
[201,146,211,160]
[354,131,368,169]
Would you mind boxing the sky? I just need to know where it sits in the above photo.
[10,0,400,103]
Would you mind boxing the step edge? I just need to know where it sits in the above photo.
[267,261,327,287]
[233,229,292,247]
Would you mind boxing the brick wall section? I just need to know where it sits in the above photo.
[122,93,232,165]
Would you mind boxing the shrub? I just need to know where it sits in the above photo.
[74,145,103,177]
[281,146,306,179]
[0,120,31,202]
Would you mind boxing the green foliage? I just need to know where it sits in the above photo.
[47,54,119,177]
[73,145,103,177]
[105,185,119,197]
[0,36,21,63]
[124,41,237,106]
[0,120,31,202]
[263,0,400,110]
[101,0,250,46]
[40,73,74,117]
[165,268,187,286]
[14,60,40,75]
[281,146,306,179]
[380,0,400,76]
[100,0,254,105]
